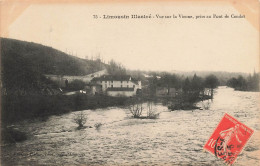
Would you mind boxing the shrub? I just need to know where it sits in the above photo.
[147,111,160,119]
[147,102,160,119]
[73,111,87,129]
[94,123,103,130]
[129,98,143,118]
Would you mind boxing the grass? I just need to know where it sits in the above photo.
[1,93,129,126]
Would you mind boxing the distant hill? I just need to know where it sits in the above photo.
[1,38,106,76]
[1,38,106,94]
[128,69,250,86]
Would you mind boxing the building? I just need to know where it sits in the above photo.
[90,75,142,97]
[45,69,107,87]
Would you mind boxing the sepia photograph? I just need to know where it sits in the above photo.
[0,0,259,165]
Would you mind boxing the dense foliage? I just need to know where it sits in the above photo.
[145,73,219,110]
[147,73,219,98]
[227,73,259,91]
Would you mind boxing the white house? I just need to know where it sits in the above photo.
[90,75,142,97]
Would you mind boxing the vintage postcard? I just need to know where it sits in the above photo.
[0,0,259,165]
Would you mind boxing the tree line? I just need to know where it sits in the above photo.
[147,73,219,99]
[227,72,259,91]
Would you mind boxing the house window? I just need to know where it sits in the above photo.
[105,81,107,83]
[111,85,113,88]
[121,85,122,88]
[121,81,123,83]
[133,85,135,88]
[112,81,113,83]
[127,85,129,88]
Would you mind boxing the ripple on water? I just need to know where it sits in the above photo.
[1,87,260,165]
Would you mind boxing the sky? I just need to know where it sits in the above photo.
[7,2,259,73]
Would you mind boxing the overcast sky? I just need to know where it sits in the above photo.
[8,2,259,73]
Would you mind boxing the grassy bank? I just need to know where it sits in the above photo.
[1,94,129,126]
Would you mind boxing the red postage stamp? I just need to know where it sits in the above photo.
[204,113,254,165]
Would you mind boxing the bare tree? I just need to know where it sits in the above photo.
[73,111,87,129]
[129,98,143,118]
[147,101,160,119]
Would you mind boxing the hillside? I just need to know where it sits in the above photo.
[1,38,106,76]
[1,38,107,94]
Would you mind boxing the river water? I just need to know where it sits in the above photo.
[1,87,260,165]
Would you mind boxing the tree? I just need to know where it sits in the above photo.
[160,73,178,95]
[73,111,87,129]
[204,75,219,98]
[247,72,259,91]
[191,74,204,93]
[106,59,126,75]
[227,73,259,92]
[237,75,247,90]
[182,77,191,94]
[129,97,143,118]
[148,76,158,97]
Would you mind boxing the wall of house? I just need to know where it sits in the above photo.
[107,91,136,97]
[100,80,139,92]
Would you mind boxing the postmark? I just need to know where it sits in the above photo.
[204,113,254,165]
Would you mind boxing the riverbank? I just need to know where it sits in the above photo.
[2,92,213,126]
[1,94,130,126]
[1,87,259,165]
[1,92,206,144]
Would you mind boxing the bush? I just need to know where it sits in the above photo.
[129,98,143,118]
[94,123,103,130]
[73,111,87,129]
[147,102,160,119]
[147,111,160,119]
[168,99,200,111]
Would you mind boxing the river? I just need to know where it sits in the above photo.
[1,87,259,165]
